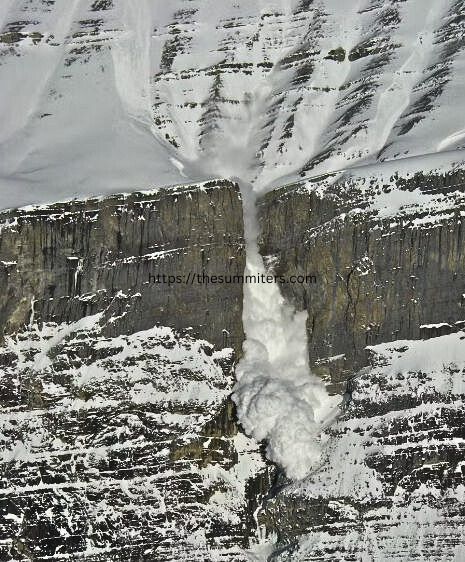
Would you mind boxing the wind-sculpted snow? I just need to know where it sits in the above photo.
[1,0,465,206]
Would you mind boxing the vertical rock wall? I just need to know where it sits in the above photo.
[0,180,245,352]
[258,171,465,389]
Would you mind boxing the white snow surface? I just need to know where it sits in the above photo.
[1,0,465,207]
[0,0,184,209]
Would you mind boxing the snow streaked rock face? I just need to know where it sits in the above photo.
[1,0,465,207]
[0,180,267,561]
[152,0,465,189]
[0,314,268,561]
[254,162,465,559]
[260,331,465,561]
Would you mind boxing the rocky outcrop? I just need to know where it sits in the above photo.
[258,168,465,390]
[0,180,245,353]
[0,315,273,561]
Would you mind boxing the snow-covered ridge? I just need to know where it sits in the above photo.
[0,178,234,218]
[263,152,465,233]
[1,0,465,207]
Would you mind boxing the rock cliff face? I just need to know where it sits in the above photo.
[255,164,465,559]
[258,166,465,389]
[0,179,244,353]
[2,168,465,561]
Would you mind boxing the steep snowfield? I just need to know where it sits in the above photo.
[0,0,184,209]
[1,0,465,207]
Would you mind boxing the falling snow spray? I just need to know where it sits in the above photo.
[233,180,340,480]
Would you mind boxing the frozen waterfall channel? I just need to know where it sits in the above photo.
[232,182,340,481]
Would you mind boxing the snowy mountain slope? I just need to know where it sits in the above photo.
[259,331,465,561]
[146,0,465,187]
[0,0,184,209]
[0,314,266,561]
[1,0,465,207]
[1,1,465,561]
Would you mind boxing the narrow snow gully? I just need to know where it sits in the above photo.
[232,180,340,481]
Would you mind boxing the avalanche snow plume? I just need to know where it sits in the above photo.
[233,183,339,480]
